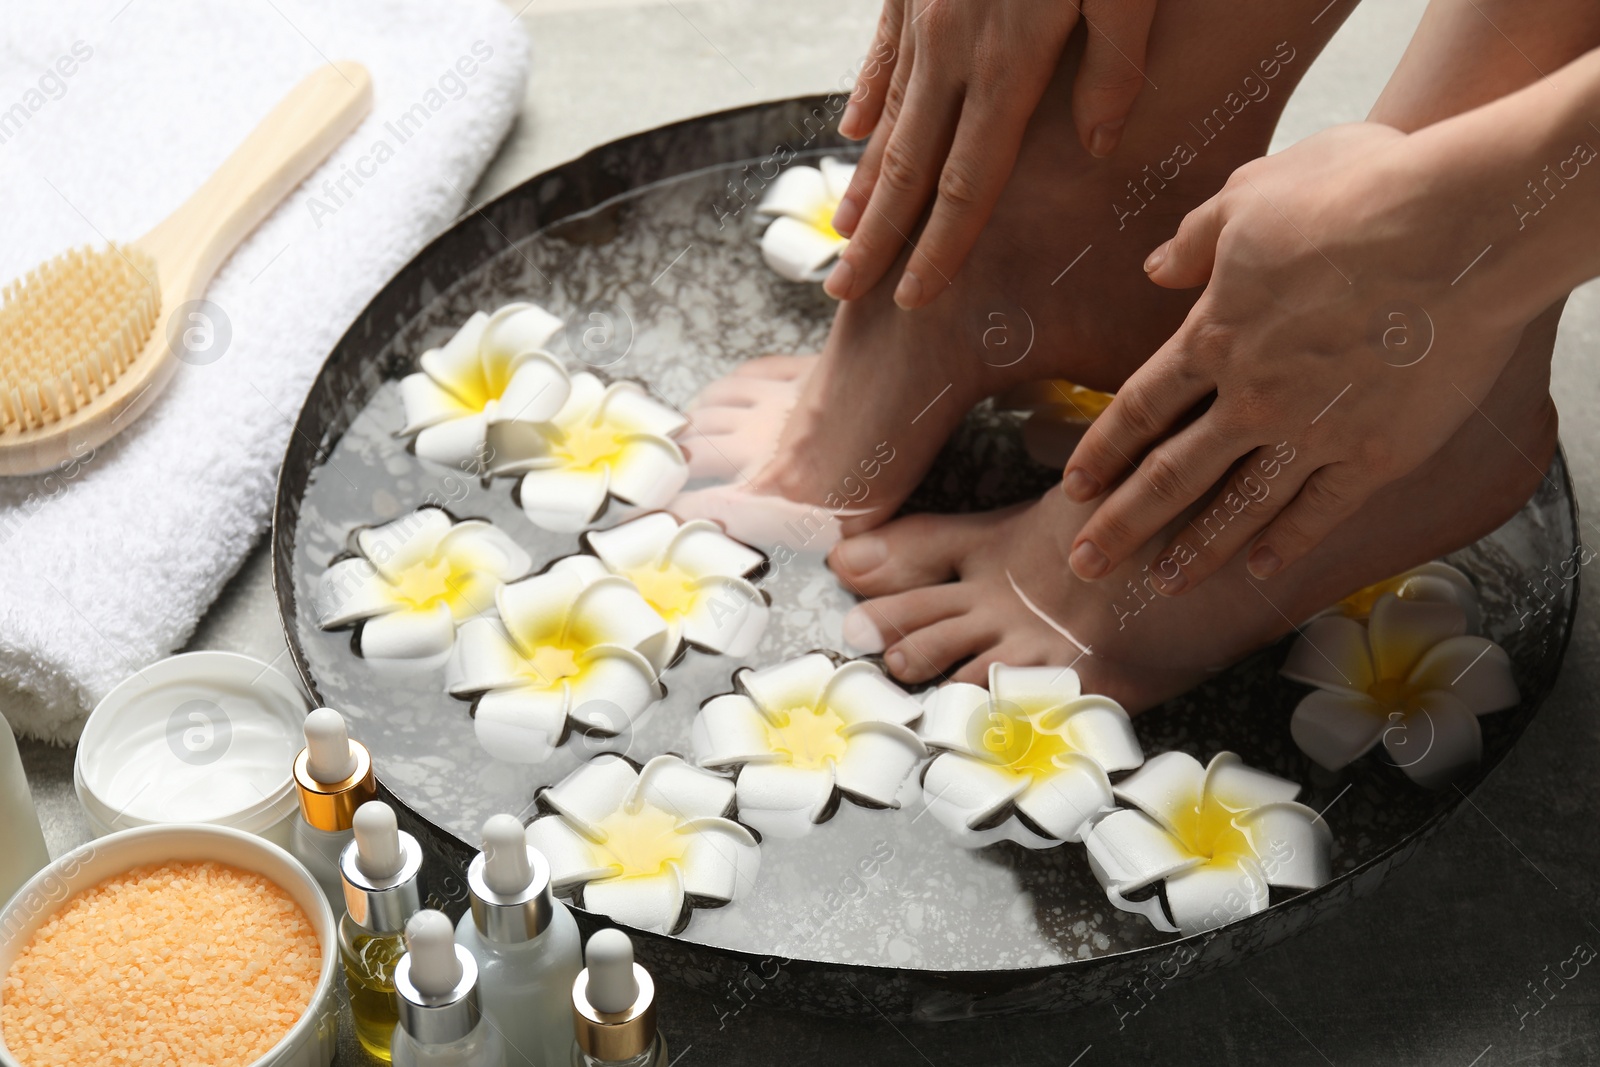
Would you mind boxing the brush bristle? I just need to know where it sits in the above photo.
[0,244,161,433]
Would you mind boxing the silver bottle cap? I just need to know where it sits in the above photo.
[396,940,483,1046]
[339,828,424,933]
[467,845,555,944]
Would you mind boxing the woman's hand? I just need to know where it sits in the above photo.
[1060,121,1535,593]
[827,0,1158,309]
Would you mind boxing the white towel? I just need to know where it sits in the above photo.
[0,0,529,741]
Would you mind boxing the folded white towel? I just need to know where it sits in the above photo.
[0,0,529,741]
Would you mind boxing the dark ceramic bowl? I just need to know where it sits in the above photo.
[272,97,1579,1020]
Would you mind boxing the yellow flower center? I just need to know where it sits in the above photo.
[1366,675,1414,711]
[525,645,581,688]
[555,418,628,472]
[808,201,842,240]
[389,552,488,617]
[627,564,699,621]
[1170,795,1255,866]
[591,802,688,879]
[764,705,850,771]
[976,704,1071,780]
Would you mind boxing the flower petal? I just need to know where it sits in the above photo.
[1406,636,1519,715]
[517,467,611,532]
[481,303,565,373]
[473,686,569,764]
[415,412,491,470]
[756,164,829,219]
[587,513,680,573]
[833,721,927,807]
[317,557,400,628]
[567,647,663,731]
[664,520,766,579]
[1203,752,1301,812]
[447,617,528,695]
[1237,801,1332,890]
[582,869,685,934]
[607,436,689,510]
[1044,695,1144,773]
[1290,689,1386,771]
[1280,616,1374,696]
[1082,808,1204,893]
[733,762,836,839]
[819,660,923,728]
[435,520,533,584]
[598,382,689,439]
[1111,751,1207,837]
[676,817,761,901]
[738,654,836,715]
[543,754,639,830]
[484,419,558,475]
[819,156,856,202]
[497,566,590,654]
[1012,755,1114,843]
[494,351,572,425]
[1382,690,1483,789]
[567,577,673,671]
[357,508,452,582]
[399,372,477,434]
[921,751,1028,832]
[988,663,1083,716]
[633,755,736,821]
[760,215,846,283]
[681,576,769,657]
[1164,857,1270,935]
[358,603,455,661]
[419,312,490,404]
[692,694,778,769]
[1368,592,1467,682]
[1398,562,1479,633]
[526,816,612,890]
[917,683,991,755]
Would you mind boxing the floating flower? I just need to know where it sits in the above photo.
[1083,751,1331,935]
[398,303,572,471]
[756,157,854,283]
[484,372,689,532]
[526,754,760,933]
[916,664,1144,849]
[690,653,926,838]
[448,556,673,763]
[1318,560,1480,634]
[1282,590,1517,788]
[585,512,770,660]
[316,507,532,668]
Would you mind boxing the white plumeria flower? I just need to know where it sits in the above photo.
[1314,560,1481,635]
[448,556,674,764]
[690,653,926,839]
[916,664,1144,849]
[398,303,572,471]
[756,157,855,283]
[316,507,531,669]
[1083,751,1332,935]
[585,512,770,659]
[526,754,760,933]
[1282,590,1518,789]
[485,372,689,533]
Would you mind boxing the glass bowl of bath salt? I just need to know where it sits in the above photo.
[0,823,338,1067]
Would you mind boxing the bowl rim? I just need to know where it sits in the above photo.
[0,822,338,1067]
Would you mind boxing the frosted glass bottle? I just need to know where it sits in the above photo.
[0,712,50,908]
[291,707,377,915]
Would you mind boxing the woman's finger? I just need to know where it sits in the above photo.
[839,0,906,140]
[1072,0,1157,158]
[830,15,917,240]
[1242,463,1368,581]
[1144,189,1230,290]
[1066,415,1253,581]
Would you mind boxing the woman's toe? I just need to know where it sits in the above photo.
[886,616,997,685]
[828,513,989,597]
[844,584,971,658]
[733,354,815,381]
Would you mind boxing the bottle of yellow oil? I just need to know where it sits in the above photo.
[339,800,425,1061]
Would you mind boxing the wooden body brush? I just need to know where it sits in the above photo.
[0,61,372,475]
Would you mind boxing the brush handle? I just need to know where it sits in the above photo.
[140,61,373,293]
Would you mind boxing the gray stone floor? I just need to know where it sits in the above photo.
[17,0,1600,1062]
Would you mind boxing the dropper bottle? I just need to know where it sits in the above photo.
[570,931,666,1067]
[392,910,507,1067]
[340,800,425,1062]
[455,815,582,1067]
[292,707,377,913]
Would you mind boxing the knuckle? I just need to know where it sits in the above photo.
[882,75,909,121]
[1139,449,1188,503]
[877,143,921,194]
[936,160,981,210]
[1091,510,1140,554]
[1115,390,1163,441]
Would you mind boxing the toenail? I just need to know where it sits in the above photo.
[1143,243,1169,274]
[833,535,887,573]
[841,608,886,654]
[1070,541,1110,580]
[1063,468,1100,501]
[1248,545,1283,579]
[824,257,856,300]
[1156,564,1189,595]
[885,649,908,676]
[894,270,924,310]
[832,195,862,236]
[1089,120,1124,159]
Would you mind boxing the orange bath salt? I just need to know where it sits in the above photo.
[1,860,321,1066]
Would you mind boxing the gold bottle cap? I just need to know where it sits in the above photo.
[293,738,377,832]
[573,931,656,1063]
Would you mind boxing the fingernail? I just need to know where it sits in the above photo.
[1248,545,1283,579]
[1063,468,1101,501]
[1070,541,1110,580]
[838,101,863,140]
[886,649,908,677]
[1088,120,1124,159]
[832,534,887,574]
[1156,563,1189,595]
[894,269,923,310]
[832,195,862,237]
[1143,243,1168,274]
[824,257,855,300]
[841,607,886,654]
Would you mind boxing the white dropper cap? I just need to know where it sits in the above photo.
[586,929,640,1013]
[482,814,533,895]
[304,707,357,783]
[353,800,403,880]
[405,910,464,996]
